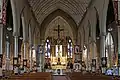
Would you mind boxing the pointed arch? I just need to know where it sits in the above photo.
[40,9,77,41]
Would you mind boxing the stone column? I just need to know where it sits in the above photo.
[86,45,89,71]
[29,25,32,71]
[91,41,96,72]
[37,40,45,72]
[13,36,19,74]
[118,25,120,75]
[6,35,10,71]
[39,45,43,72]
[36,45,41,72]
[29,45,32,71]
[21,12,28,73]
[89,7,97,72]
[108,45,111,67]
[0,24,3,77]
[99,0,109,74]
[100,33,107,74]
[118,1,120,76]
[23,42,27,72]
[41,41,45,72]
[10,0,20,74]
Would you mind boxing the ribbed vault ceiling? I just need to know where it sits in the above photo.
[28,0,91,26]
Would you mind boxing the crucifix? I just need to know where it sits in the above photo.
[54,25,64,40]
[54,25,64,58]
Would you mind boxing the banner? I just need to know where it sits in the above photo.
[2,0,7,25]
[74,45,80,54]
[0,0,3,23]
[113,1,118,21]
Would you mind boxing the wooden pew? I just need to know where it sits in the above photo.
[8,72,52,80]
[68,72,114,80]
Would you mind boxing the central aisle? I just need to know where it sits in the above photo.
[52,75,70,80]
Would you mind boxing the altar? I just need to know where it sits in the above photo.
[51,57,67,69]
[44,25,73,71]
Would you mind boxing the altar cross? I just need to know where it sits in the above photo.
[54,25,64,39]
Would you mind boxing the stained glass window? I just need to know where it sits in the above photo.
[45,39,50,58]
[68,39,73,58]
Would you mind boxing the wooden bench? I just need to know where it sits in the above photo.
[67,72,114,80]
[8,72,52,80]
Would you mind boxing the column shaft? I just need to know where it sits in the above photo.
[6,41,10,70]
[14,36,18,58]
[0,24,3,76]
[29,46,32,71]
[118,0,120,76]
[100,34,107,74]
[13,36,19,74]
[118,27,120,57]
[118,26,120,76]
[23,43,26,59]
[100,35,106,57]
[0,25,3,55]
[6,41,10,59]
[92,42,96,59]
[86,46,89,71]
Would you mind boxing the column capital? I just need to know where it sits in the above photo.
[13,32,19,37]
[23,40,28,43]
[100,32,106,37]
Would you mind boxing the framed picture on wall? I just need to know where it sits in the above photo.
[74,45,80,54]
[23,59,27,67]
[13,57,18,66]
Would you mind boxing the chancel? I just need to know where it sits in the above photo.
[0,0,120,80]
[46,24,71,73]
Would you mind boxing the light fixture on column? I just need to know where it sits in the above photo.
[7,25,12,31]
[7,27,12,31]
[108,27,113,32]
[6,34,9,39]
[19,37,23,40]
[96,36,100,40]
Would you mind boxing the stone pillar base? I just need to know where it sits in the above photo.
[91,59,96,72]
[23,59,27,73]
[13,57,18,74]
[101,57,107,74]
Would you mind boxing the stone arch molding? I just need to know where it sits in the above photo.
[40,9,78,43]
[77,6,100,50]
[45,16,74,43]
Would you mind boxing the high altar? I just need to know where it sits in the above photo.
[51,57,67,69]
[45,25,73,70]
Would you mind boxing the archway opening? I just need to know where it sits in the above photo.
[44,16,74,70]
